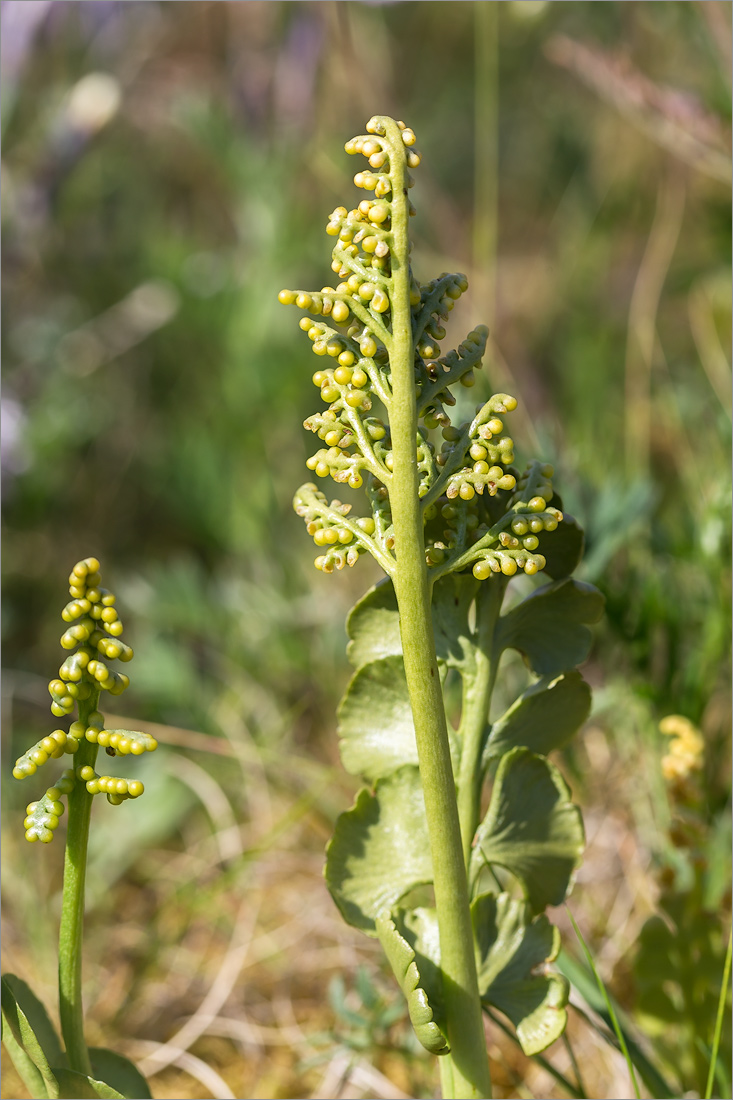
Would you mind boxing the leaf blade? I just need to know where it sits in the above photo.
[52,1068,124,1099]
[535,514,585,580]
[473,892,568,1056]
[346,574,478,671]
[2,1023,49,1100]
[325,767,432,932]
[1,975,65,1070]
[376,910,449,1055]
[471,748,584,913]
[1,975,61,1100]
[346,579,401,670]
[89,1049,152,1100]
[484,671,591,764]
[338,657,419,780]
[338,656,456,782]
[496,578,604,678]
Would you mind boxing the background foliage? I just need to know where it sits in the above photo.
[2,2,730,1098]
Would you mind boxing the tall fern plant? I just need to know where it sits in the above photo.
[281,115,603,1099]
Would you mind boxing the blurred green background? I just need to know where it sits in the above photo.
[2,2,730,1098]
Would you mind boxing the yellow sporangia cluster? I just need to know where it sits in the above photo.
[659,714,705,790]
[14,558,157,842]
[281,117,564,588]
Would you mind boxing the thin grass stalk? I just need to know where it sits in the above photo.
[705,927,733,1100]
[567,908,640,1100]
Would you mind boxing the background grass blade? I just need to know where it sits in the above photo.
[706,928,733,1100]
[565,912,641,1099]
[557,947,678,1100]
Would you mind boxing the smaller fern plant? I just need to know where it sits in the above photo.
[3,558,154,1100]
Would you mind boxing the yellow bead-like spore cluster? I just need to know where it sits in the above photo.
[77,765,144,804]
[281,116,567,587]
[659,714,705,802]
[14,558,157,842]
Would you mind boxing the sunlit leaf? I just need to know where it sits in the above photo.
[338,656,456,782]
[2,1025,48,1100]
[1,975,60,1099]
[472,892,568,1055]
[338,656,418,780]
[471,748,584,912]
[346,574,478,672]
[325,767,432,932]
[484,671,591,764]
[1,975,64,1070]
[376,910,449,1055]
[346,579,401,669]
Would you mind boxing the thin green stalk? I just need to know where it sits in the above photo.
[457,576,506,866]
[484,1007,586,1100]
[58,689,99,1076]
[562,1032,589,1100]
[705,926,733,1100]
[384,116,492,1100]
[567,908,640,1100]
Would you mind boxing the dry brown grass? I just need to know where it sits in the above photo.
[2,702,665,1100]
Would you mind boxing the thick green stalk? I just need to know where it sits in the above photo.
[58,690,99,1076]
[457,577,506,867]
[384,117,492,1100]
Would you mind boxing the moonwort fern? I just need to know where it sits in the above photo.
[280,116,604,1099]
[3,559,153,1100]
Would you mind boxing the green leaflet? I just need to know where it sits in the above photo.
[535,513,584,580]
[496,577,604,677]
[483,670,591,765]
[52,1068,124,1099]
[1,974,65,1070]
[2,1025,49,1100]
[337,656,455,782]
[379,897,568,1058]
[325,766,432,933]
[338,656,419,780]
[471,748,584,913]
[346,579,402,669]
[89,1049,151,1100]
[376,911,449,1055]
[472,892,568,1056]
[431,574,479,671]
[1,974,62,1099]
[346,574,477,672]
[0,979,147,1100]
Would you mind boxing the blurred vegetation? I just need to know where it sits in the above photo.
[2,2,730,1098]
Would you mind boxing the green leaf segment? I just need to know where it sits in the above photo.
[281,115,604,1099]
[4,560,154,1098]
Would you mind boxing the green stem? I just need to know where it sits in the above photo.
[58,689,99,1076]
[383,116,492,1100]
[457,577,506,866]
[439,1049,456,1100]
